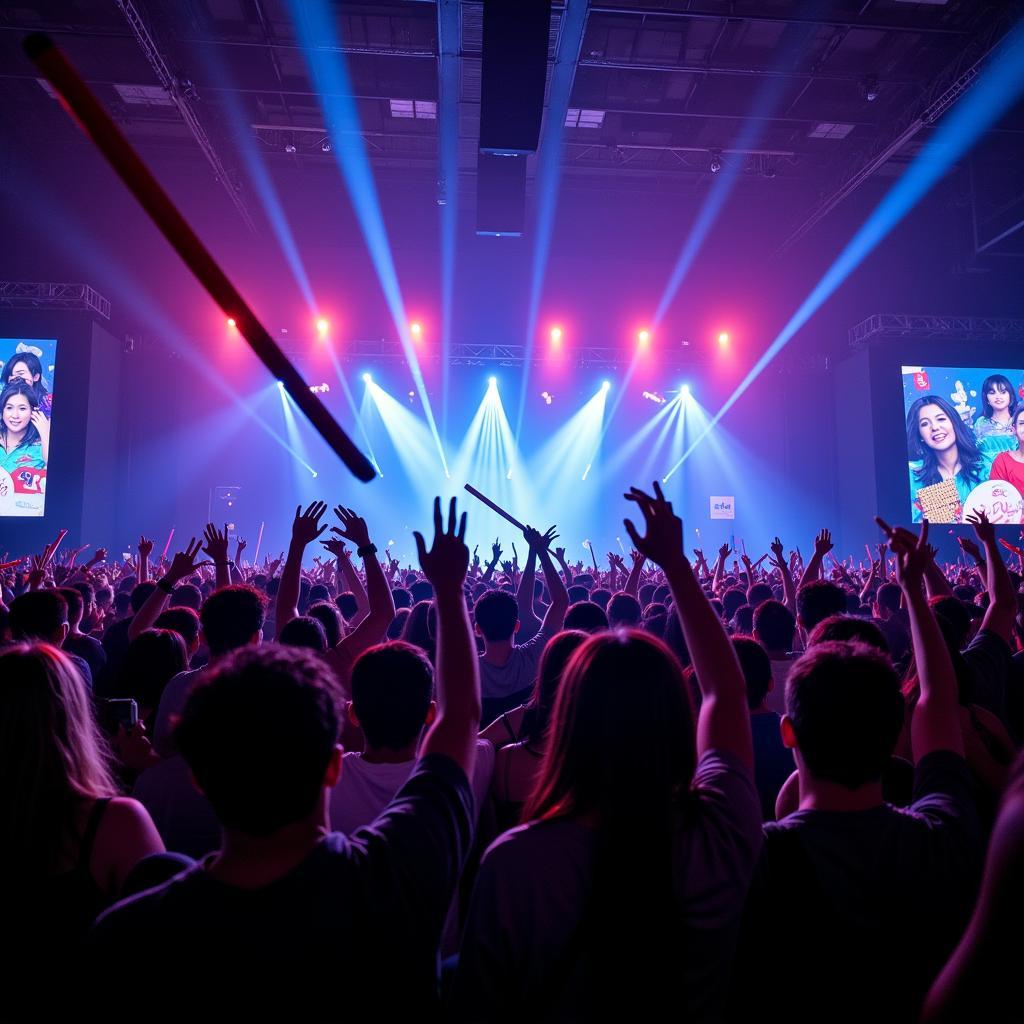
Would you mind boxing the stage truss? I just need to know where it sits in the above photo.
[849,313,1024,349]
[0,281,111,319]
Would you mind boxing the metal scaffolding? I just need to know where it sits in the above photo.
[849,313,1024,348]
[0,281,111,319]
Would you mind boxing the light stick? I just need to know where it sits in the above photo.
[253,521,266,564]
[463,484,527,532]
[161,528,175,561]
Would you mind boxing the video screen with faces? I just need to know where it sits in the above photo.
[1,339,57,517]
[902,365,1024,525]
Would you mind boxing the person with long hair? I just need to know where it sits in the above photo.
[1,644,164,995]
[973,373,1018,440]
[453,484,759,1020]
[906,394,994,523]
[1,350,52,417]
[988,406,1024,499]
[481,629,588,831]
[1,379,48,466]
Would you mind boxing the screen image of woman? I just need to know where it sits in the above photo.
[989,408,1024,492]
[906,393,999,523]
[0,351,52,418]
[0,381,48,515]
[974,373,1018,439]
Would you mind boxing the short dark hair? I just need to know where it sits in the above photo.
[564,601,609,633]
[170,583,202,611]
[410,580,433,604]
[391,587,412,610]
[746,582,774,609]
[607,592,641,627]
[309,601,343,648]
[808,614,889,654]
[753,599,795,652]
[722,586,746,620]
[10,591,67,640]
[786,641,903,789]
[308,584,330,605]
[130,582,158,614]
[175,644,343,835]
[567,585,589,604]
[279,615,327,652]
[796,580,847,631]
[73,581,95,608]
[154,606,201,649]
[199,585,267,656]
[351,641,434,750]
[57,587,83,624]
[930,596,971,651]
[875,582,901,615]
[335,592,358,621]
[118,629,187,709]
[589,588,611,611]
[474,590,519,642]
[732,636,772,709]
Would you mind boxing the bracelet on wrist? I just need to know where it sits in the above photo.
[356,543,378,558]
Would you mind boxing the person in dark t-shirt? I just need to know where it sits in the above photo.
[732,521,982,1024]
[90,497,482,1018]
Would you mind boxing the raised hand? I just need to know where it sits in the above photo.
[814,528,834,557]
[957,535,982,562]
[414,496,469,595]
[235,538,247,560]
[289,502,328,547]
[523,524,558,552]
[717,542,732,560]
[331,505,370,549]
[490,538,502,564]
[876,516,928,591]
[966,507,995,545]
[138,535,154,559]
[501,560,514,575]
[202,522,231,563]
[472,545,480,568]
[623,481,685,569]
[321,537,348,559]
[553,545,566,563]
[166,537,205,584]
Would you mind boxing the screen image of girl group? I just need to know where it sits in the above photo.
[903,365,1024,525]
[0,339,56,517]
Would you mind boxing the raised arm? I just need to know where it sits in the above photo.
[515,541,542,639]
[276,502,327,638]
[769,536,798,616]
[967,509,1017,644]
[533,528,568,634]
[137,536,153,584]
[480,538,501,583]
[711,542,730,594]
[552,545,573,589]
[802,528,833,584]
[128,539,204,642]
[416,497,480,775]
[624,547,646,599]
[332,506,395,662]
[625,483,753,769]
[879,517,963,761]
[323,536,369,627]
[202,522,233,591]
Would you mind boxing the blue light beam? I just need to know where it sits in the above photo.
[663,19,1024,482]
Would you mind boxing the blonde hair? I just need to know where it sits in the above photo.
[0,643,117,874]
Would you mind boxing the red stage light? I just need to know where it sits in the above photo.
[226,317,236,328]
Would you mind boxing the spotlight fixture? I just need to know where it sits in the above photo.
[642,390,666,405]
[410,321,422,337]
[284,143,297,154]
[709,149,723,174]
[541,391,553,405]
[550,326,563,343]
[320,138,332,153]
[680,384,690,397]
[408,390,415,398]
[717,331,730,346]
[277,380,285,389]
[637,329,650,345]
[316,318,329,335]
[601,380,611,392]
[226,317,236,328]
[488,376,497,386]
[861,75,879,102]
[309,383,331,394]
[362,372,372,383]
